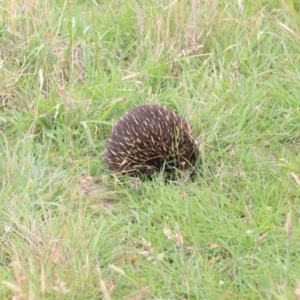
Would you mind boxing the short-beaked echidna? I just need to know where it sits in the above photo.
[105,104,199,178]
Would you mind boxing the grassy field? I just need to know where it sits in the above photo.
[1,0,300,299]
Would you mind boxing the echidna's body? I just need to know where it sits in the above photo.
[105,104,199,178]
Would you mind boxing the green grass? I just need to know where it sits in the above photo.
[1,0,300,299]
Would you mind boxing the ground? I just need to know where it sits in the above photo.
[0,0,300,299]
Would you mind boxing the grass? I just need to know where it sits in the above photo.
[1,0,300,299]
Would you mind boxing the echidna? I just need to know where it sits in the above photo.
[105,104,199,178]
